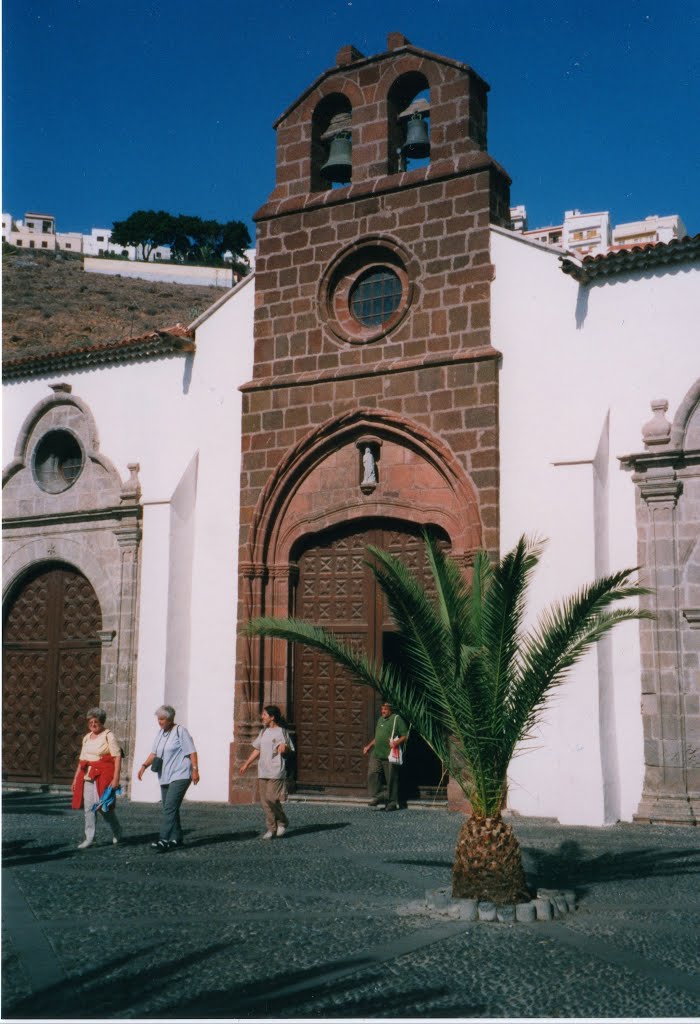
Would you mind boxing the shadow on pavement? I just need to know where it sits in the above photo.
[3,931,484,1021]
[283,822,350,839]
[2,838,82,868]
[160,965,484,1018]
[182,830,261,847]
[523,839,700,894]
[388,857,452,869]
[3,939,234,1020]
[2,793,71,817]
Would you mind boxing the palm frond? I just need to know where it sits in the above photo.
[246,534,650,821]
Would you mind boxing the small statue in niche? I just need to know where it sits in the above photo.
[361,446,377,486]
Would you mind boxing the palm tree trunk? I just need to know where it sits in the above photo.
[452,814,530,903]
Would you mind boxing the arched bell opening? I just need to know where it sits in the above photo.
[387,71,430,175]
[311,92,353,191]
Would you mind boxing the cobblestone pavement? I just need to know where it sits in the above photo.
[2,791,699,1020]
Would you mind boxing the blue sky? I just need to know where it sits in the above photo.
[3,0,699,240]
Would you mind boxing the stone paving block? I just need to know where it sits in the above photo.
[534,896,553,920]
[425,887,450,910]
[478,901,497,921]
[515,901,537,923]
[447,898,478,921]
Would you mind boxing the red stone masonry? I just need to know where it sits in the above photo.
[232,35,510,803]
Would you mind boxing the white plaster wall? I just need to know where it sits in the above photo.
[491,228,700,824]
[2,275,256,804]
[84,257,233,288]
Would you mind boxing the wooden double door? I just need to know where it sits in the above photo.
[292,519,446,797]
[2,564,102,784]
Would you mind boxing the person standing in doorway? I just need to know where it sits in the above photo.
[363,699,408,811]
[239,705,294,839]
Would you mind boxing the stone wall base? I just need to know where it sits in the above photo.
[634,793,697,825]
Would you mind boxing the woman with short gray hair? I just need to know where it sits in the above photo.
[71,708,123,849]
[137,705,199,851]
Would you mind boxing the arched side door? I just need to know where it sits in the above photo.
[292,518,446,797]
[2,563,102,784]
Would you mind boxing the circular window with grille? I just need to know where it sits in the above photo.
[33,430,84,493]
[320,239,414,345]
[350,268,402,327]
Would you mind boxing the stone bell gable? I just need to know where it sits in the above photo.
[233,34,510,804]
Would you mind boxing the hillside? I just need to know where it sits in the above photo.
[2,247,231,360]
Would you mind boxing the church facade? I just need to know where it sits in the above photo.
[3,35,698,824]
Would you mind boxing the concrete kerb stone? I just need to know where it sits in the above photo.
[396,885,577,924]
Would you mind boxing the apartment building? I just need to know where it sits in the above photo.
[512,206,687,254]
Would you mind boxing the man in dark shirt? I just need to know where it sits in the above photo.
[362,699,408,811]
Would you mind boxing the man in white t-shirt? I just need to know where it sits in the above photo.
[239,705,294,839]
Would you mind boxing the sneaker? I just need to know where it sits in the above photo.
[77,838,93,850]
[276,825,287,837]
[112,836,120,845]
[168,839,184,850]
[262,830,276,840]
[383,803,398,812]
[151,840,170,852]
[368,797,385,807]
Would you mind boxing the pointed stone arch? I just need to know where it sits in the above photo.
[247,407,482,570]
[234,407,484,800]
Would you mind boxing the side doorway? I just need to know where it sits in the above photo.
[291,519,448,798]
[2,563,102,784]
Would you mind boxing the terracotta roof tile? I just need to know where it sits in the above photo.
[560,233,700,283]
[2,325,195,381]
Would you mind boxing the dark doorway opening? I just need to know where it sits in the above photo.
[291,518,448,799]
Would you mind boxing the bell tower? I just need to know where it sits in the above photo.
[233,34,511,803]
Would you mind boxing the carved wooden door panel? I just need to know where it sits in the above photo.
[294,525,376,791]
[293,520,449,795]
[2,564,102,783]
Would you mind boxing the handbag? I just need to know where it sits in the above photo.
[388,715,403,765]
[150,726,177,773]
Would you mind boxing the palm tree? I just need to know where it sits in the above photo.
[246,534,649,904]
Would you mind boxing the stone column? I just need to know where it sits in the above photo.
[622,401,696,824]
[113,522,141,781]
[266,563,298,713]
[633,469,695,822]
[231,561,267,803]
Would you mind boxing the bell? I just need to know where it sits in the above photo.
[402,113,430,159]
[321,132,352,184]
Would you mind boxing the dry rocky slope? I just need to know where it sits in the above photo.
[2,247,232,360]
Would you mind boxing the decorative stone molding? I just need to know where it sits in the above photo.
[120,464,142,504]
[642,399,672,448]
[638,472,682,508]
[3,387,144,785]
[682,608,700,629]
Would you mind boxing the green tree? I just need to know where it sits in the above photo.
[246,533,649,903]
[110,210,175,262]
[169,215,250,268]
[112,211,251,269]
